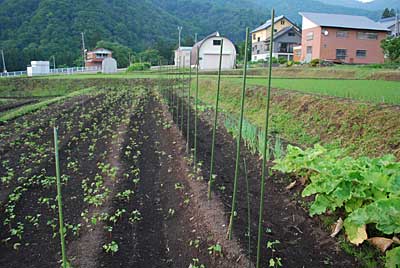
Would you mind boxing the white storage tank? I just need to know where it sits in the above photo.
[102,57,117,74]
[27,61,50,76]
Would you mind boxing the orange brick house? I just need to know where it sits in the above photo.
[85,48,112,68]
[299,12,390,64]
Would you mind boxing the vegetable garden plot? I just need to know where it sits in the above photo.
[0,87,146,267]
[167,93,359,267]
[0,85,254,268]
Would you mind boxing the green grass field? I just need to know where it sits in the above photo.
[245,77,400,105]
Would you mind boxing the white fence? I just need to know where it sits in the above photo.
[0,66,101,78]
[0,71,27,78]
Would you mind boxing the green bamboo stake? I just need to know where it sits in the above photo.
[256,9,275,268]
[208,38,224,200]
[228,27,250,240]
[194,46,200,170]
[181,59,184,130]
[54,127,68,268]
[175,62,180,121]
[186,54,192,153]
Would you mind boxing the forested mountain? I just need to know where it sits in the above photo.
[0,0,385,71]
[315,0,400,11]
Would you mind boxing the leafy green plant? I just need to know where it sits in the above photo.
[103,241,119,254]
[190,258,205,268]
[208,243,223,257]
[273,144,400,265]
[129,210,142,223]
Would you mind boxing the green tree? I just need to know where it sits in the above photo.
[237,40,251,63]
[382,8,396,19]
[381,37,400,62]
[136,49,161,66]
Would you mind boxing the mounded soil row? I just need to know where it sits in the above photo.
[168,92,359,268]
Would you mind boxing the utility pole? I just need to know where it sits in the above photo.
[81,32,86,67]
[396,9,399,37]
[52,55,56,70]
[1,49,7,73]
[178,26,183,48]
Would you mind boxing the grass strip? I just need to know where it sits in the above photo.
[0,86,98,122]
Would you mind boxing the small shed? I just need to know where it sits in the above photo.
[27,61,50,76]
[102,57,117,74]
[191,32,236,70]
[175,47,192,67]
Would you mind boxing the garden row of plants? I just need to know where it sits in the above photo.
[0,86,148,267]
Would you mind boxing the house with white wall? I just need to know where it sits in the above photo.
[174,47,192,67]
[191,32,236,70]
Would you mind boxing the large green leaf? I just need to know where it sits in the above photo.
[385,247,400,268]
[345,198,400,234]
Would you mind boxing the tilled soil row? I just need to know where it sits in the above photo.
[168,93,359,268]
[98,95,254,267]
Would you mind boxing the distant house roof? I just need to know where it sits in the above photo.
[299,12,390,31]
[251,15,298,33]
[378,16,398,28]
[89,48,112,54]
[264,25,301,42]
[192,32,221,48]
[176,46,193,51]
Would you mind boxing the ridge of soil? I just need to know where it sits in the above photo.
[98,95,254,267]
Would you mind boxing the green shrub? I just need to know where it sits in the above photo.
[286,60,294,67]
[126,62,151,72]
[278,57,287,65]
[310,58,320,67]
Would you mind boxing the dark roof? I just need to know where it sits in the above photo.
[192,32,221,48]
[251,15,285,33]
[300,12,390,31]
[267,26,300,41]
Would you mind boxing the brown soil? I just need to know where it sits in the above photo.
[170,93,360,268]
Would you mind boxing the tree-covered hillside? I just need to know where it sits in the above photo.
[0,0,382,71]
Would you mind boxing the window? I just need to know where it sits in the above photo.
[288,31,295,37]
[336,49,347,60]
[357,32,378,40]
[306,32,314,41]
[336,31,348,38]
[257,50,260,54]
[279,43,287,53]
[356,50,367,58]
[274,29,278,32]
[306,46,312,54]
[295,50,301,56]
[280,20,285,25]
[253,34,256,40]
[213,40,221,46]
[257,37,260,42]
[254,56,257,60]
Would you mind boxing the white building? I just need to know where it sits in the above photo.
[174,47,192,67]
[102,57,117,74]
[191,32,236,70]
[27,61,50,76]
[379,16,400,37]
